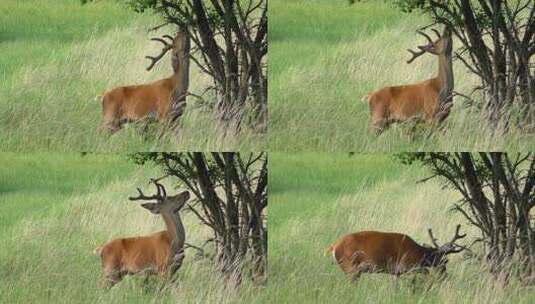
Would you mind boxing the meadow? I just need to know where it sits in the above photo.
[0,0,264,152]
[268,153,535,303]
[269,0,535,151]
[0,153,267,303]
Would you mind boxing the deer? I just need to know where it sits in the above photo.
[98,30,190,134]
[326,225,467,283]
[363,27,454,134]
[94,179,190,287]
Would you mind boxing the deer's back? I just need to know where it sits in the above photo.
[100,230,171,273]
[369,80,439,120]
[102,77,174,120]
[332,231,425,273]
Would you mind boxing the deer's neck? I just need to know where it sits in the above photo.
[170,37,190,93]
[420,246,443,267]
[435,53,453,92]
[170,55,180,83]
[161,212,185,252]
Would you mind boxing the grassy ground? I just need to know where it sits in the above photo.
[0,153,265,303]
[0,0,264,152]
[268,153,535,303]
[269,0,535,151]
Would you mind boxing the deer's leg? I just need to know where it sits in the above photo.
[368,99,389,135]
[348,271,361,284]
[341,262,361,284]
[153,252,184,292]
[157,101,170,123]
[100,119,122,135]
[423,106,435,123]
[100,252,124,288]
[99,97,124,134]
[99,106,123,135]
[101,269,123,288]
[369,119,387,135]
[337,258,360,283]
[152,102,171,139]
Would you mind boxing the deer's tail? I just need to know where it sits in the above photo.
[93,245,104,256]
[361,93,371,102]
[325,244,340,265]
[95,91,106,103]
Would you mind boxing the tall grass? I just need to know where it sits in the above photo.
[269,0,535,151]
[269,153,535,303]
[0,0,264,152]
[0,153,265,303]
[0,153,136,233]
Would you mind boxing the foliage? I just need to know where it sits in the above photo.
[389,1,534,128]
[399,152,535,283]
[131,152,268,283]
[84,0,267,130]
[270,152,535,302]
[270,0,535,151]
[0,152,261,303]
[1,0,264,151]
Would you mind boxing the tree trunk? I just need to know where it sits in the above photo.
[405,152,535,282]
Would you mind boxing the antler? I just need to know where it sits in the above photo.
[430,28,442,40]
[427,228,440,248]
[145,35,175,71]
[417,30,435,45]
[129,179,167,202]
[445,224,466,249]
[407,48,427,64]
[406,30,437,64]
[428,225,467,255]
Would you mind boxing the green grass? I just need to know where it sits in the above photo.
[0,153,264,303]
[0,153,136,233]
[269,0,535,151]
[0,0,264,151]
[268,153,535,303]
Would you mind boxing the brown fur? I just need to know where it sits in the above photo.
[328,231,433,282]
[99,77,175,134]
[365,28,453,134]
[95,190,190,288]
[96,231,174,286]
[367,79,442,131]
[98,31,190,134]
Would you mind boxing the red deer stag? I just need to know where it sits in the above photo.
[94,180,190,287]
[327,225,466,282]
[99,31,190,134]
[364,27,454,134]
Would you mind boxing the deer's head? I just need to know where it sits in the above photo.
[129,179,190,215]
[146,30,189,73]
[407,27,453,64]
[423,224,467,269]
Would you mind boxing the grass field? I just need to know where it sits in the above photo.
[268,153,535,303]
[269,0,535,151]
[0,153,265,303]
[0,0,264,152]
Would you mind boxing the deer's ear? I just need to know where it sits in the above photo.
[141,203,161,214]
